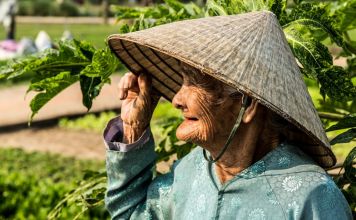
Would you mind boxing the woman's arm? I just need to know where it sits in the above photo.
[104,72,167,219]
[104,117,173,219]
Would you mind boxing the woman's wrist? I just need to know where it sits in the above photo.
[123,123,147,144]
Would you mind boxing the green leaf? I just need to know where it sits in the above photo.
[119,24,130,34]
[113,5,150,19]
[330,128,356,145]
[326,114,356,131]
[206,0,228,16]
[346,56,356,77]
[113,0,204,33]
[269,0,286,19]
[29,72,79,121]
[80,47,119,79]
[332,0,356,31]
[78,47,118,109]
[3,40,92,82]
[80,76,110,110]
[284,3,345,48]
[283,26,332,76]
[165,0,186,12]
[0,61,15,80]
[1,40,120,121]
[73,39,96,60]
[317,66,356,102]
[343,147,356,183]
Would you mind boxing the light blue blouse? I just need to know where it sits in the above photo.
[104,124,352,220]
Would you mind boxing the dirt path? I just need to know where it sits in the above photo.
[0,126,172,172]
[0,75,122,127]
[0,127,106,160]
[0,76,122,161]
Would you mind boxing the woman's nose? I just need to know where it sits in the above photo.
[172,87,186,110]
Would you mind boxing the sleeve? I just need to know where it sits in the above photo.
[299,177,353,220]
[103,116,151,152]
[104,118,174,220]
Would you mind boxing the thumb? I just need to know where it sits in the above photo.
[138,73,152,96]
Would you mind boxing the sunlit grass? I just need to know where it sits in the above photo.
[0,23,119,48]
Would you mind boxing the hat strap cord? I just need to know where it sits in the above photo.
[203,95,248,163]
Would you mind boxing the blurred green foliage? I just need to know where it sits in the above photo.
[18,0,80,17]
[0,148,108,219]
[59,111,117,133]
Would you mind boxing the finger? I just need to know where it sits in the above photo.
[118,76,127,100]
[123,74,139,99]
[126,73,138,89]
[118,72,135,100]
[138,73,152,97]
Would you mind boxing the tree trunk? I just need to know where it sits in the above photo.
[102,0,109,25]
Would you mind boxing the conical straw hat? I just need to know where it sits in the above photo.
[107,11,336,168]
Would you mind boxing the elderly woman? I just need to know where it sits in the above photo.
[104,11,352,219]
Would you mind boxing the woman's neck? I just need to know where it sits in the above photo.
[211,124,280,184]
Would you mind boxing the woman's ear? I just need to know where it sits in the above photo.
[242,99,259,123]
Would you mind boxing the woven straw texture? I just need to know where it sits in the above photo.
[107,11,336,168]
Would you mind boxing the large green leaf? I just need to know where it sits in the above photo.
[205,0,228,16]
[269,0,286,19]
[113,0,204,33]
[346,56,356,77]
[29,72,79,121]
[2,41,92,82]
[79,76,110,110]
[326,113,356,131]
[283,26,332,76]
[206,0,228,16]
[205,0,286,16]
[113,6,151,19]
[0,40,120,119]
[330,128,356,145]
[317,66,356,102]
[344,147,356,183]
[80,47,119,79]
[283,3,344,48]
[331,0,356,31]
[78,47,119,109]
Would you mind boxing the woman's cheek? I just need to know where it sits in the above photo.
[176,122,198,142]
[198,116,214,141]
[176,118,213,143]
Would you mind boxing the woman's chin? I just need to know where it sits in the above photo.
[176,120,199,142]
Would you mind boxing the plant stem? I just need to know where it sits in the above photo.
[318,112,345,120]
[326,161,356,171]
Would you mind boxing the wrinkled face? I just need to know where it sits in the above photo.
[172,65,241,146]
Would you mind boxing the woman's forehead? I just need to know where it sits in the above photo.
[180,63,215,83]
[179,63,237,93]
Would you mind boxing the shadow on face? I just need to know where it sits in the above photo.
[172,63,242,146]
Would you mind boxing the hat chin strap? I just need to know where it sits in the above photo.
[203,95,249,163]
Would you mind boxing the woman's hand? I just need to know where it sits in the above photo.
[118,72,160,144]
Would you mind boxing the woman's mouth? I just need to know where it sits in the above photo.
[184,116,198,121]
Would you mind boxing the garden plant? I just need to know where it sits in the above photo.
[0,0,355,218]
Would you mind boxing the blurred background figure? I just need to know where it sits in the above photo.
[0,0,17,59]
[0,0,17,40]
[35,30,52,52]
